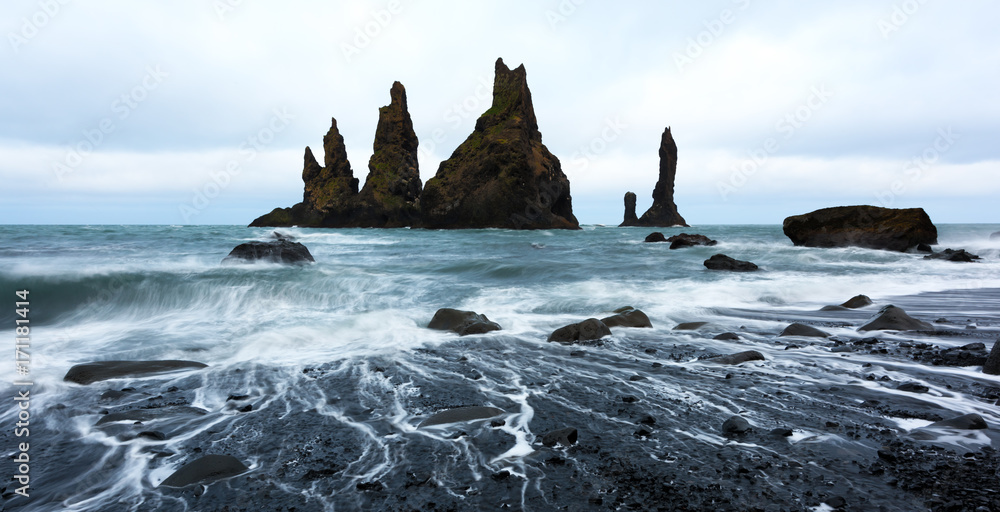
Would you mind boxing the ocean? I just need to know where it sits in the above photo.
[2,224,1000,511]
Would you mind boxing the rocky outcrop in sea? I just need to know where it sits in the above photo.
[620,127,687,227]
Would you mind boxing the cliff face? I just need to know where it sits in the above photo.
[622,127,688,227]
[419,58,579,230]
[355,81,422,227]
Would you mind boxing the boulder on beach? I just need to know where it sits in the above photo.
[222,240,314,264]
[64,360,208,385]
[983,339,1000,375]
[779,323,830,338]
[667,233,717,250]
[644,232,667,243]
[601,307,652,329]
[705,351,765,365]
[923,248,981,262]
[428,308,502,336]
[619,127,688,227]
[858,305,933,332]
[159,455,249,488]
[548,318,612,344]
[714,332,740,341]
[840,295,873,309]
[704,254,759,272]
[419,406,505,427]
[721,415,751,435]
[419,59,579,229]
[782,205,937,252]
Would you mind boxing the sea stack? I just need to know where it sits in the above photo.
[621,127,687,227]
[622,192,638,225]
[419,58,579,229]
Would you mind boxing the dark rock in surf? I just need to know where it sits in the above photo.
[983,339,1000,375]
[928,413,988,430]
[159,454,250,488]
[779,323,830,338]
[267,231,294,241]
[547,318,612,344]
[620,127,688,227]
[673,321,708,331]
[897,382,929,393]
[714,332,740,341]
[858,305,933,332]
[667,233,717,250]
[621,192,638,226]
[704,254,759,272]
[419,406,505,427]
[705,351,765,365]
[916,243,933,253]
[601,307,652,328]
[840,295,873,309]
[428,308,502,336]
[420,58,579,229]
[138,430,168,441]
[96,406,208,426]
[782,205,937,252]
[644,232,667,243]
[223,240,315,264]
[990,231,1000,240]
[64,360,208,385]
[721,415,751,435]
[541,427,578,447]
[923,248,980,262]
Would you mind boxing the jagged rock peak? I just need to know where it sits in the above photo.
[632,126,687,227]
[303,117,358,216]
[476,58,539,137]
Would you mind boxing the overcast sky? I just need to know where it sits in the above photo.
[3,0,998,225]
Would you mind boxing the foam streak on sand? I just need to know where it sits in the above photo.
[1,223,1000,510]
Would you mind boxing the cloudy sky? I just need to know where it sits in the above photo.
[3,0,998,225]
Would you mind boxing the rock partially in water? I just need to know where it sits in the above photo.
[601,307,652,329]
[703,254,759,272]
[666,233,717,250]
[928,413,987,430]
[428,308,502,336]
[620,192,638,226]
[897,382,930,394]
[222,240,315,264]
[621,127,688,227]
[782,205,937,252]
[419,406,505,427]
[643,232,667,243]
[159,454,250,488]
[840,295,873,309]
[779,323,830,338]
[96,406,208,426]
[721,415,751,435]
[64,360,208,385]
[923,248,981,262]
[541,427,578,447]
[705,351,765,365]
[984,339,1000,375]
[673,321,708,331]
[714,332,741,341]
[547,318,612,344]
[858,305,933,332]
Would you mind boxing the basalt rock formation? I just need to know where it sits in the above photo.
[620,128,688,227]
[420,58,579,229]
[622,192,638,225]
[782,206,937,252]
[250,83,421,228]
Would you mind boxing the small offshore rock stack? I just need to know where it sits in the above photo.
[620,127,688,227]
[420,58,579,229]
[250,82,422,228]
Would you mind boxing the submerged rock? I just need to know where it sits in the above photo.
[923,248,980,262]
[984,339,1000,375]
[159,455,250,488]
[428,308,502,336]
[782,205,937,252]
[703,254,759,272]
[706,351,765,365]
[222,240,315,264]
[420,58,578,230]
[620,127,687,227]
[779,323,830,338]
[667,233,717,250]
[621,192,638,226]
[858,305,933,332]
[600,307,652,328]
[548,318,612,344]
[541,427,578,447]
[419,406,505,427]
[64,360,208,385]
